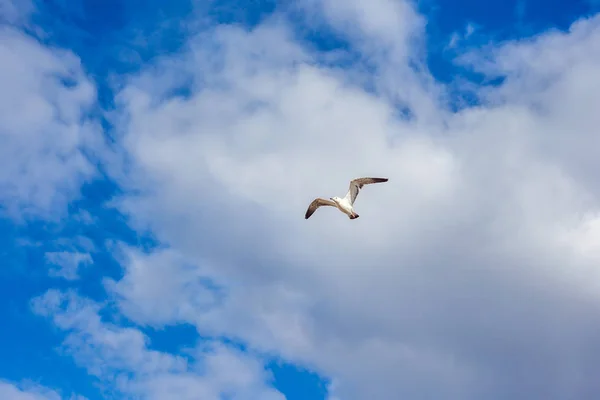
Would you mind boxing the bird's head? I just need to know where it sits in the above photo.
[330,196,340,203]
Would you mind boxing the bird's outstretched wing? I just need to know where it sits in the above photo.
[344,177,388,205]
[305,198,336,219]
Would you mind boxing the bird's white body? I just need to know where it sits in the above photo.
[304,177,388,220]
[330,196,355,218]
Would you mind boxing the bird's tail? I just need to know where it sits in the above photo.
[350,212,359,219]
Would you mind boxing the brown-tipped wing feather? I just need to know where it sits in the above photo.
[305,198,336,219]
[346,177,388,205]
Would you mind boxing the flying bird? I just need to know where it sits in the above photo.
[305,177,388,220]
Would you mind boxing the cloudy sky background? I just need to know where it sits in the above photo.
[2,0,600,398]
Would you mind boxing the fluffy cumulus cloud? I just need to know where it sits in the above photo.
[0,5,100,220]
[5,0,600,398]
[107,4,600,400]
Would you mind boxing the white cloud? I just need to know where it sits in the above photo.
[105,245,222,326]
[30,289,284,400]
[0,26,100,220]
[314,0,442,122]
[0,380,84,400]
[104,7,600,400]
[306,0,424,52]
[0,381,58,400]
[45,251,93,280]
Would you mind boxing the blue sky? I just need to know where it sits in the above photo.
[2,0,600,399]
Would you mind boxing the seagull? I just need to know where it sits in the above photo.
[305,177,388,220]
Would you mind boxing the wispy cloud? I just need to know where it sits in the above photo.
[0,379,85,400]
[31,289,285,400]
[44,251,93,280]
